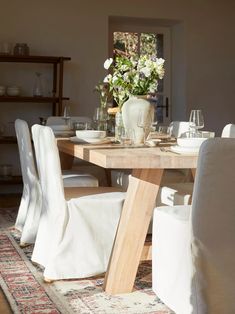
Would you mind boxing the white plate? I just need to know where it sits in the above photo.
[145,139,161,147]
[70,136,111,144]
[171,145,199,154]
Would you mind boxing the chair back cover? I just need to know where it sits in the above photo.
[14,119,41,243]
[169,121,190,138]
[31,124,67,266]
[191,138,235,313]
[31,125,125,279]
[221,123,235,137]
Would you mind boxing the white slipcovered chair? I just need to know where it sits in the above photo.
[46,115,108,186]
[169,121,191,138]
[111,121,193,207]
[161,121,192,185]
[15,119,42,245]
[221,123,235,137]
[14,119,98,246]
[152,138,235,314]
[31,124,125,280]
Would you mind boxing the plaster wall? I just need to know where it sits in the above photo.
[0,0,235,176]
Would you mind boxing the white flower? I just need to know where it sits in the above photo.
[112,75,119,85]
[103,74,112,83]
[102,54,165,108]
[104,58,113,70]
[140,66,151,77]
[156,58,165,66]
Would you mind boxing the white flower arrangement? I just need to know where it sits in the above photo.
[103,54,165,108]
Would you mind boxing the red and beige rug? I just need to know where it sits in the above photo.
[0,207,173,313]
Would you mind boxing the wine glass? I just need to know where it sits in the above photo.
[189,109,204,137]
[150,107,158,131]
[62,105,71,128]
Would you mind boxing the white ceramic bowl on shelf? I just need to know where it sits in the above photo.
[0,86,6,96]
[76,130,106,139]
[7,86,20,96]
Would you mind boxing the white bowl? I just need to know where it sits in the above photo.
[7,86,20,96]
[75,130,106,139]
[0,86,6,96]
[177,137,208,148]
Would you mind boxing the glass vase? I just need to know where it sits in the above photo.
[33,72,43,97]
[115,111,123,142]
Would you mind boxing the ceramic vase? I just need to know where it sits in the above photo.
[122,95,154,144]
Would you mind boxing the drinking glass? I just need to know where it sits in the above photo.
[93,107,108,131]
[73,121,92,130]
[189,109,204,137]
[120,128,135,146]
[150,108,158,131]
[158,125,171,139]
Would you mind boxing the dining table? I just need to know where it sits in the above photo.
[57,139,198,295]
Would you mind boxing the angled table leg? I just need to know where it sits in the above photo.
[103,168,163,294]
[191,168,196,180]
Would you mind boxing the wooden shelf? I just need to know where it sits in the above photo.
[0,55,71,64]
[0,54,71,115]
[0,175,22,185]
[0,96,69,103]
[0,136,17,144]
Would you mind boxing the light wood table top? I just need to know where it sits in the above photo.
[57,139,198,294]
[57,140,198,169]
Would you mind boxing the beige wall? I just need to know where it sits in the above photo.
[0,0,235,174]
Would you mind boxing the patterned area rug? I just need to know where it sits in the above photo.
[0,207,174,314]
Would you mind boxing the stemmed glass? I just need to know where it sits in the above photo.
[62,105,71,129]
[189,109,204,137]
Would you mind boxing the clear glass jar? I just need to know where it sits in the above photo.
[13,43,30,56]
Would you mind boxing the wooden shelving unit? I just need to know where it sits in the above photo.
[0,136,17,144]
[0,96,69,103]
[0,175,22,185]
[0,54,71,115]
[0,54,71,187]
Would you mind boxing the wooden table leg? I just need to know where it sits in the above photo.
[191,168,196,180]
[103,168,163,294]
[59,151,74,170]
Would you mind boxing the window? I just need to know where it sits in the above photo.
[109,17,171,124]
